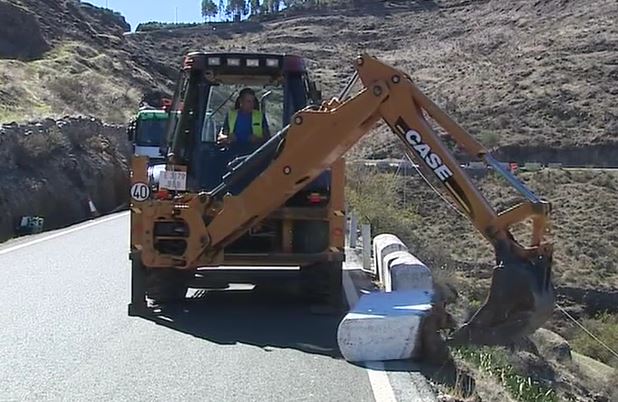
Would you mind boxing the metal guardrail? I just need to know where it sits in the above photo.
[348,158,618,171]
[346,211,372,273]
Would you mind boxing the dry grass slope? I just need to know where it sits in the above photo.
[0,0,173,124]
[130,0,617,151]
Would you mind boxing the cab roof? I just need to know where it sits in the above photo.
[183,51,307,85]
[137,110,169,120]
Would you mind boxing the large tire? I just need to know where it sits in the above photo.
[300,261,344,312]
[293,221,329,253]
[128,252,194,314]
[145,268,194,305]
[128,253,147,316]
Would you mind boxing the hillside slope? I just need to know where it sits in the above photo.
[0,0,143,239]
[4,0,616,155]
[129,0,618,162]
[0,0,173,124]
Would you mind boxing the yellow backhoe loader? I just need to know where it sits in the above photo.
[127,52,555,348]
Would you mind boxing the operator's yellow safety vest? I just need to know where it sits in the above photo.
[228,110,264,141]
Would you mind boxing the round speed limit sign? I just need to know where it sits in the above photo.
[130,182,150,202]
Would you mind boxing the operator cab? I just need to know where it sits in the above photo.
[164,52,328,205]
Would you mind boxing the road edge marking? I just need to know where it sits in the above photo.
[342,268,397,402]
[0,212,128,256]
[365,361,397,402]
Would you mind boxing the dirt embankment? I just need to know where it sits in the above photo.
[0,117,130,241]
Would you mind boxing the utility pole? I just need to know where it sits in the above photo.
[175,6,178,23]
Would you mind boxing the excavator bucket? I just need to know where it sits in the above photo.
[447,243,554,346]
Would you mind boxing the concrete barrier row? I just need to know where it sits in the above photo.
[338,233,435,362]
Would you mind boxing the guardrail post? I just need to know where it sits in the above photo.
[362,224,371,270]
[349,214,358,248]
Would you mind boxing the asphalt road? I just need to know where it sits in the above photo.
[0,212,436,402]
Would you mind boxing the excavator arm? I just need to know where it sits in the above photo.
[139,54,555,345]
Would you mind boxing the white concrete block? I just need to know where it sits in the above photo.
[337,290,434,362]
[382,251,398,292]
[372,234,408,282]
[383,251,433,292]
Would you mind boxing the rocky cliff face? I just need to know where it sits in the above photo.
[0,117,130,241]
[0,2,50,60]
[4,0,130,48]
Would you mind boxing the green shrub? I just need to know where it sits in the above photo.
[477,130,500,148]
[346,170,418,238]
[570,312,618,368]
[135,22,204,32]
[455,346,558,402]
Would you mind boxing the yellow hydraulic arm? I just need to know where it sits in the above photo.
[201,55,552,262]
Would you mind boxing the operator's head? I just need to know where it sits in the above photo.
[236,87,257,113]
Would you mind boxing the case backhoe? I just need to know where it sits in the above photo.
[128,52,555,348]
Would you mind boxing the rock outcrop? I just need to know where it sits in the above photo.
[0,2,50,60]
[0,117,130,241]
[4,0,131,46]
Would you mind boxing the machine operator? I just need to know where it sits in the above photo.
[217,87,271,148]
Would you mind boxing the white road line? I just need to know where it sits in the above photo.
[342,269,397,402]
[365,362,397,402]
[0,212,128,256]
[342,267,360,306]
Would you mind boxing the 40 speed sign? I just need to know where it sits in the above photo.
[130,182,150,202]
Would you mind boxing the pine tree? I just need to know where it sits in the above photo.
[227,0,248,21]
[218,0,227,20]
[201,0,219,21]
[249,0,261,15]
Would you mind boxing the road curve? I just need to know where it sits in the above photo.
[0,213,381,401]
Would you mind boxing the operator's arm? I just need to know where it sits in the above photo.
[217,112,230,143]
[262,113,271,140]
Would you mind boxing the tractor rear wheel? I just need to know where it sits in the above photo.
[145,268,194,306]
[300,261,344,313]
[128,253,147,316]
[128,252,194,315]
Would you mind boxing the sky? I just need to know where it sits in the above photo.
[85,0,207,31]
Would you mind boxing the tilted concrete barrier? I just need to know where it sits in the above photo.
[337,289,434,362]
[338,234,436,362]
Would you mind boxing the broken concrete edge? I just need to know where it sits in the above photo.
[338,233,442,363]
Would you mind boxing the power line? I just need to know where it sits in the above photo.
[405,154,468,219]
